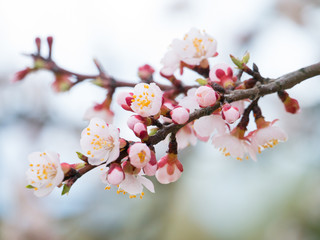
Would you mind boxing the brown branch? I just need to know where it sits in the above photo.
[148,61,320,145]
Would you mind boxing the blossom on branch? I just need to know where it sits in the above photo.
[212,127,256,161]
[80,118,120,165]
[250,118,287,154]
[130,83,163,117]
[26,151,64,197]
[209,63,237,88]
[128,143,151,168]
[160,28,218,76]
[156,153,183,184]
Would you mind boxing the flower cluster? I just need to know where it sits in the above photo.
[21,28,301,198]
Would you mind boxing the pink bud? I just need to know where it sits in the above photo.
[133,122,148,140]
[170,107,190,124]
[128,143,151,168]
[12,67,32,82]
[143,151,158,176]
[60,162,71,174]
[107,163,125,185]
[116,91,134,111]
[138,64,155,81]
[155,153,183,184]
[222,104,240,124]
[127,115,145,130]
[284,97,300,114]
[195,86,217,107]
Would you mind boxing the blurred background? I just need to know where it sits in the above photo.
[1,0,320,239]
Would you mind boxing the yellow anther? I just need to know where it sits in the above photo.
[29,164,33,167]
[46,183,52,188]
[34,187,38,191]
[102,125,105,129]
[138,150,146,163]
[87,128,90,131]
[105,186,111,190]
[43,152,46,155]
[141,192,144,196]
[87,132,90,135]
[87,151,91,155]
[144,85,149,89]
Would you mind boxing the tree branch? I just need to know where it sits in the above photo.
[148,62,320,145]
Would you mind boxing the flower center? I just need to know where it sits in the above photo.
[131,84,155,110]
[138,150,146,163]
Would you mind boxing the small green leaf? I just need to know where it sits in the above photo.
[241,52,250,64]
[61,184,71,196]
[76,152,84,159]
[149,127,158,136]
[76,152,88,162]
[196,78,208,86]
[26,185,35,189]
[230,54,243,69]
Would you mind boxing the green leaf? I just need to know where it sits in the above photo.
[196,78,208,86]
[230,54,243,69]
[241,52,250,64]
[76,152,84,159]
[149,127,158,136]
[26,185,35,189]
[61,184,71,196]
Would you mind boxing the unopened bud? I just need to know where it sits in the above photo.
[138,64,155,81]
[278,91,300,114]
[222,104,240,124]
[107,163,125,185]
[170,107,190,124]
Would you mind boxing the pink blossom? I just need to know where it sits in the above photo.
[250,119,287,154]
[160,28,217,76]
[143,151,158,176]
[26,151,64,197]
[176,124,197,150]
[156,153,183,184]
[178,88,200,113]
[118,173,155,199]
[80,118,120,165]
[221,104,240,124]
[195,86,217,107]
[117,91,134,111]
[128,143,151,168]
[209,63,237,88]
[160,50,180,76]
[170,107,190,124]
[212,127,256,161]
[193,114,226,138]
[131,83,163,117]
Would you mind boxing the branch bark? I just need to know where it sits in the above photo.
[148,61,320,145]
